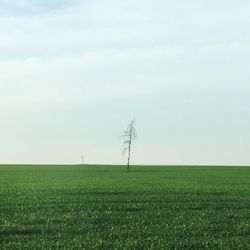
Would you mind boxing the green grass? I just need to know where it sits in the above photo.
[1,164,250,249]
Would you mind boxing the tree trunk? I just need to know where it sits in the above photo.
[127,148,130,172]
[127,127,132,172]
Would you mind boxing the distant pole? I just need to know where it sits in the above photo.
[81,154,84,165]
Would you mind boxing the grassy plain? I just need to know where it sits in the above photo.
[1,164,250,249]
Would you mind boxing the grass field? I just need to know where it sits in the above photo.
[1,165,250,249]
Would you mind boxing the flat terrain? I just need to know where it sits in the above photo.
[1,165,250,249]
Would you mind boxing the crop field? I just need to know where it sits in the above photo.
[1,165,250,249]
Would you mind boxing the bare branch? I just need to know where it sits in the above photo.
[122,147,128,156]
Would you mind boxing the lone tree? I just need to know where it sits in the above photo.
[121,119,136,172]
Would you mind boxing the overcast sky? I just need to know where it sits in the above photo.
[0,0,250,165]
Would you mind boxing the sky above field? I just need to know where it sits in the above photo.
[0,0,250,165]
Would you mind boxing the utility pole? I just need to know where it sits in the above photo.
[81,154,84,165]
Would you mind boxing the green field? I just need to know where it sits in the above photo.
[1,165,250,249]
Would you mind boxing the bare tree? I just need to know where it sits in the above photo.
[121,119,136,172]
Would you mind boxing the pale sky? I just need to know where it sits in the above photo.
[0,0,250,165]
